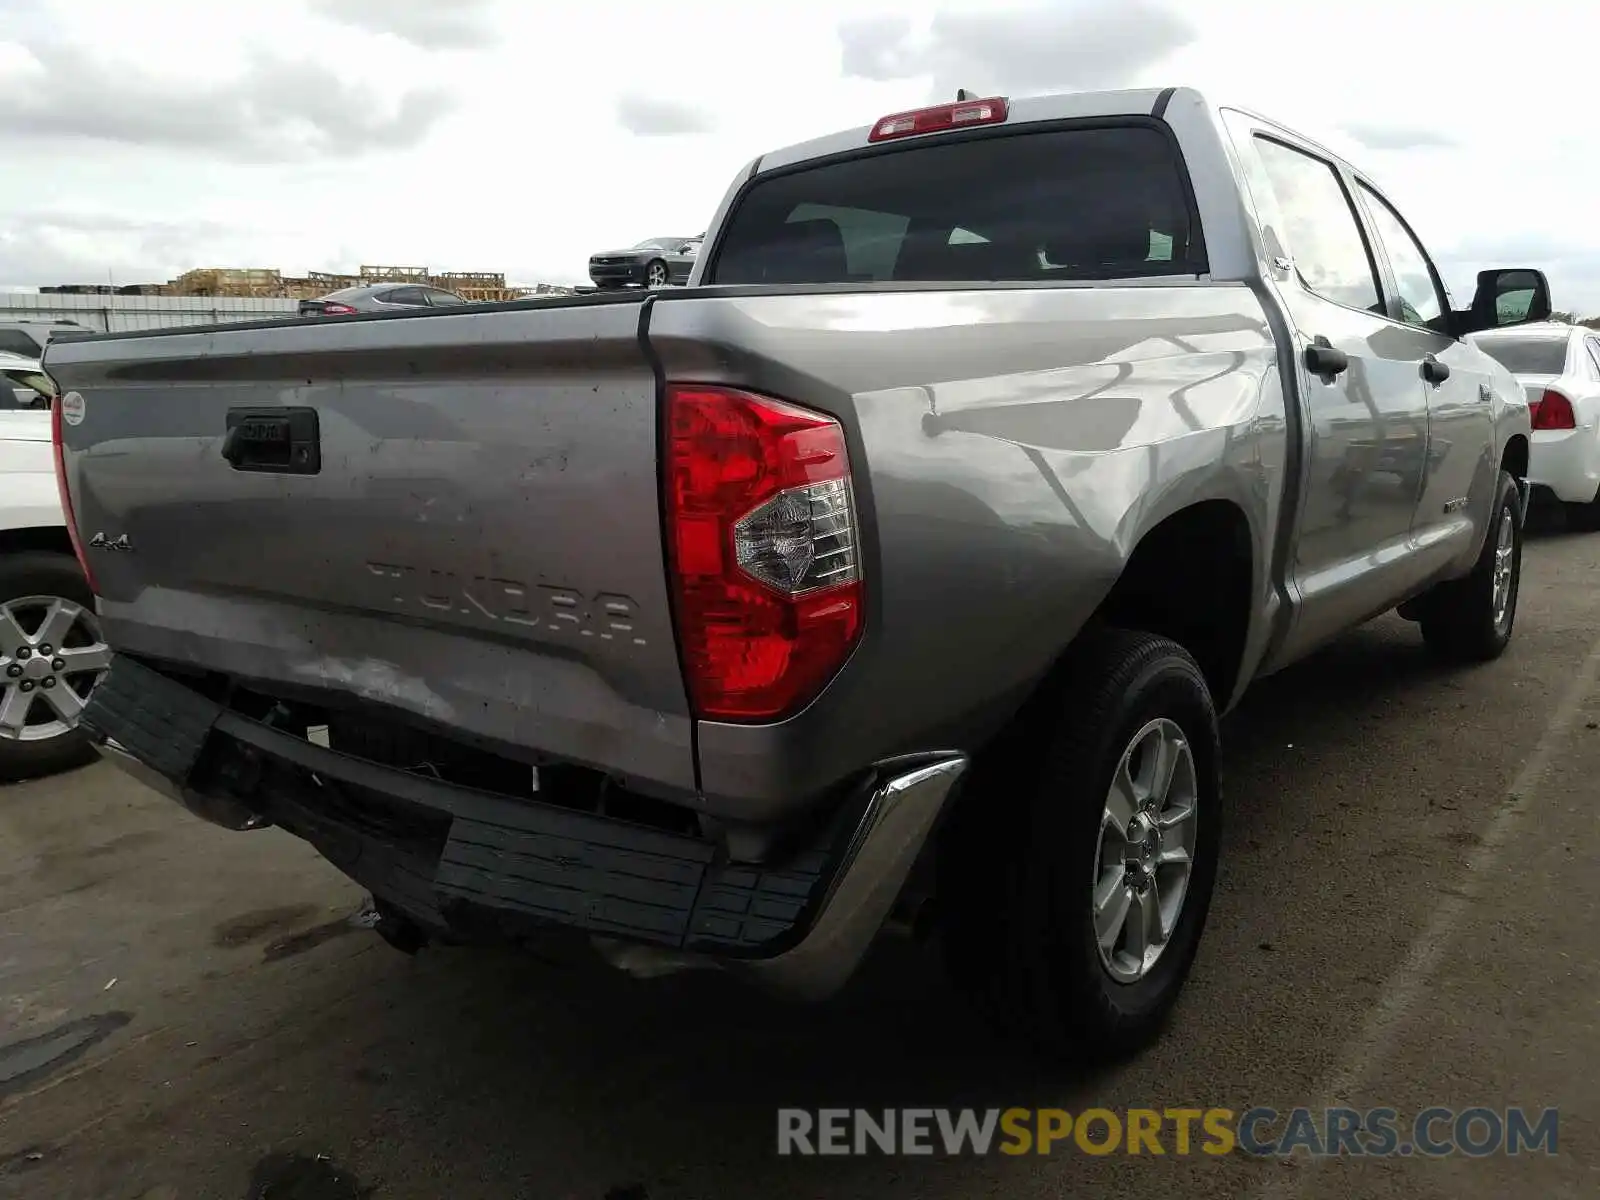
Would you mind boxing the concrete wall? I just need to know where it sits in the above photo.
[0,292,299,334]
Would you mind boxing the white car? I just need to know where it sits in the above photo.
[0,361,109,780]
[1471,322,1600,526]
[1,349,55,410]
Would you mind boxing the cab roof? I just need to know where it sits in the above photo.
[754,86,1192,175]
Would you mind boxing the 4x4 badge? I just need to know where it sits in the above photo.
[88,532,133,552]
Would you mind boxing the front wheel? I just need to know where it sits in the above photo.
[644,259,669,289]
[1418,470,1523,662]
[0,550,111,782]
[938,628,1222,1064]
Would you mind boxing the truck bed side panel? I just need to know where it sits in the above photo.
[46,300,697,796]
[648,283,1285,817]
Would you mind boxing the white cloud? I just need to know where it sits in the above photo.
[307,0,499,50]
[0,0,1594,313]
[1341,125,1458,153]
[839,1,1198,99]
[615,95,717,137]
[0,40,451,162]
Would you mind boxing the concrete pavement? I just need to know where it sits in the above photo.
[2,518,1597,1199]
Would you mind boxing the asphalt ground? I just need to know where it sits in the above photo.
[2,511,1596,1199]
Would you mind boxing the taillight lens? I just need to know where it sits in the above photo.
[51,393,96,592]
[1534,389,1576,431]
[664,384,863,721]
[321,303,357,315]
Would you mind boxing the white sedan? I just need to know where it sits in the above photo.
[2,349,54,410]
[1470,322,1600,527]
[0,355,110,780]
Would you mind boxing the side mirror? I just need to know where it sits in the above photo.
[1460,267,1552,335]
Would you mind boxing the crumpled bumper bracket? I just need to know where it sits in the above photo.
[81,654,967,1000]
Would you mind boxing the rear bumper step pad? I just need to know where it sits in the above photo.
[82,655,965,995]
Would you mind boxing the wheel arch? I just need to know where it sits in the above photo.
[963,496,1258,777]
[0,525,76,560]
[1501,432,1529,487]
[1087,498,1257,709]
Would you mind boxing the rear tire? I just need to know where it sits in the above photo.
[1418,470,1522,662]
[938,628,1222,1064]
[0,551,106,783]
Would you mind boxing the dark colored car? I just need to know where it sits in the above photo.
[298,284,468,317]
[588,236,702,289]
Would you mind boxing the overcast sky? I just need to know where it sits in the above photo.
[1,0,1595,312]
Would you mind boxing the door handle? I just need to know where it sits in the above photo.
[1421,355,1451,385]
[1304,336,1349,382]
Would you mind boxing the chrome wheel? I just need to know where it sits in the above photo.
[1093,718,1199,984]
[0,595,110,742]
[646,261,669,288]
[1491,507,1516,629]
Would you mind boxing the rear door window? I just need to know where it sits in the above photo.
[1250,137,1382,313]
[707,124,1204,285]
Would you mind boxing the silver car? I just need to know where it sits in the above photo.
[0,319,90,360]
[298,284,469,317]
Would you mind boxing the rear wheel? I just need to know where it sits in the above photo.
[1418,470,1522,662]
[938,628,1222,1063]
[0,551,110,782]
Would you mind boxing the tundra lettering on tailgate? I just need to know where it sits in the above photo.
[365,561,645,645]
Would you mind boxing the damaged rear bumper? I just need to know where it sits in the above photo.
[82,655,966,1002]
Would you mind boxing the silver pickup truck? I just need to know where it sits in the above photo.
[46,87,1545,1062]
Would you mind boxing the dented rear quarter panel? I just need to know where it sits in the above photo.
[647,284,1287,815]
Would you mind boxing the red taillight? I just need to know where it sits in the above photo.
[1533,389,1576,431]
[664,385,863,721]
[868,96,1009,142]
[320,302,357,315]
[51,393,96,593]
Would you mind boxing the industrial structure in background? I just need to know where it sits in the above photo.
[40,265,575,303]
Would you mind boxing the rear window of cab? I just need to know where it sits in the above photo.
[707,124,1204,286]
[1474,336,1569,376]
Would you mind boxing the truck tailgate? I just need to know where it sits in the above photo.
[45,298,696,795]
